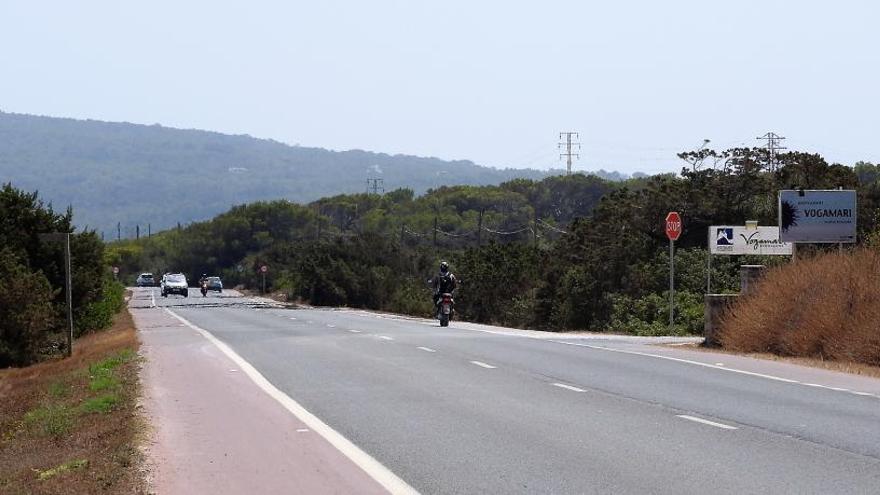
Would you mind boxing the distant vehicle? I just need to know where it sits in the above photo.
[205,276,223,293]
[161,273,189,298]
[136,273,156,287]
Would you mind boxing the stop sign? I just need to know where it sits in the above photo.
[112,266,119,274]
[665,212,682,241]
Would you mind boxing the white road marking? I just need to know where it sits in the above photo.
[676,415,738,430]
[550,340,800,383]
[552,383,586,393]
[417,347,437,353]
[348,329,362,333]
[164,308,419,495]
[715,363,725,366]
[327,324,336,328]
[470,361,496,369]
[150,289,156,308]
[289,317,297,320]
[852,391,876,397]
[378,336,394,341]
[296,428,310,433]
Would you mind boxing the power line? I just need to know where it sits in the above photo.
[558,132,581,175]
[756,132,787,172]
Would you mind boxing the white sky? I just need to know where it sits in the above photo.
[1,1,877,174]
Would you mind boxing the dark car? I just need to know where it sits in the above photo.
[205,276,223,292]
[136,273,156,287]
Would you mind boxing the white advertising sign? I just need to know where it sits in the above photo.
[778,190,857,243]
[709,226,793,255]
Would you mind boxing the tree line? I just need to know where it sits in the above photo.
[108,150,880,335]
[1,183,124,367]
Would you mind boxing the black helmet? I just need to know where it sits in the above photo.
[439,261,449,274]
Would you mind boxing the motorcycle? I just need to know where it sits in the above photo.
[200,281,208,297]
[437,292,454,327]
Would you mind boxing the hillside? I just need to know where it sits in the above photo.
[0,111,570,237]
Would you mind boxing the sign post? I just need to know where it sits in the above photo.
[38,232,73,358]
[260,265,268,294]
[665,212,682,329]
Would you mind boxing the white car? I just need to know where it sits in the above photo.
[161,273,189,297]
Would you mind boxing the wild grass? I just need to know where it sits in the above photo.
[720,249,880,366]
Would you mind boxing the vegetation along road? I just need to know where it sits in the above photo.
[133,287,880,494]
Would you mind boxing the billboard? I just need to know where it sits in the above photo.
[709,226,792,255]
[778,190,857,243]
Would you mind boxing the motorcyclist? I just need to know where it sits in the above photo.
[431,261,457,315]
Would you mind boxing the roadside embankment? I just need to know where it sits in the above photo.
[719,249,880,367]
[0,306,145,494]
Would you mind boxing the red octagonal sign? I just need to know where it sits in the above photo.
[665,211,682,241]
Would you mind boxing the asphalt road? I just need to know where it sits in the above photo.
[132,287,880,494]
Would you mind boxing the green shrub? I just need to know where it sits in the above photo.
[75,280,124,336]
[24,404,74,437]
[81,394,119,414]
[0,249,57,367]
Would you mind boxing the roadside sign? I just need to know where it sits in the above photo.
[260,265,268,273]
[709,225,792,255]
[665,212,682,241]
[112,266,120,274]
[778,190,857,243]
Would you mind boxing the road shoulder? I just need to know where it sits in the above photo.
[133,296,389,495]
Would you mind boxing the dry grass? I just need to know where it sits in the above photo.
[720,249,880,366]
[0,306,146,494]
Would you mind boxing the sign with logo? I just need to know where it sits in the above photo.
[665,212,682,241]
[778,190,857,243]
[709,226,792,255]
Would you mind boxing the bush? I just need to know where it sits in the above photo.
[720,249,880,365]
[608,290,703,336]
[0,249,57,367]
[75,280,124,336]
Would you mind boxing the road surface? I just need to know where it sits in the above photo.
[131,287,880,494]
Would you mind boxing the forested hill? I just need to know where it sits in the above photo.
[0,111,605,237]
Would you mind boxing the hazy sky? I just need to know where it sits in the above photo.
[2,1,877,174]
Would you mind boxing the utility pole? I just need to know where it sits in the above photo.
[136,225,140,240]
[433,217,438,248]
[148,223,151,237]
[558,131,580,175]
[756,132,787,172]
[533,208,538,247]
[38,233,73,358]
[366,178,384,195]
[477,209,484,246]
[117,222,121,241]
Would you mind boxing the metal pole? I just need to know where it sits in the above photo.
[669,238,675,328]
[64,234,73,357]
[262,272,266,294]
[706,229,712,294]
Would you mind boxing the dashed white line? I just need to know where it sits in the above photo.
[150,289,156,308]
[470,361,497,369]
[676,415,738,430]
[296,428,310,433]
[348,329,362,333]
[289,317,297,320]
[327,324,336,328]
[378,336,394,341]
[552,383,586,393]
[417,346,437,353]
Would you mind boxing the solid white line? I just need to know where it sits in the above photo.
[676,415,738,430]
[163,308,419,495]
[470,361,497,369]
[549,340,800,384]
[552,383,586,393]
[417,347,436,353]
[378,336,394,341]
[852,391,876,397]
